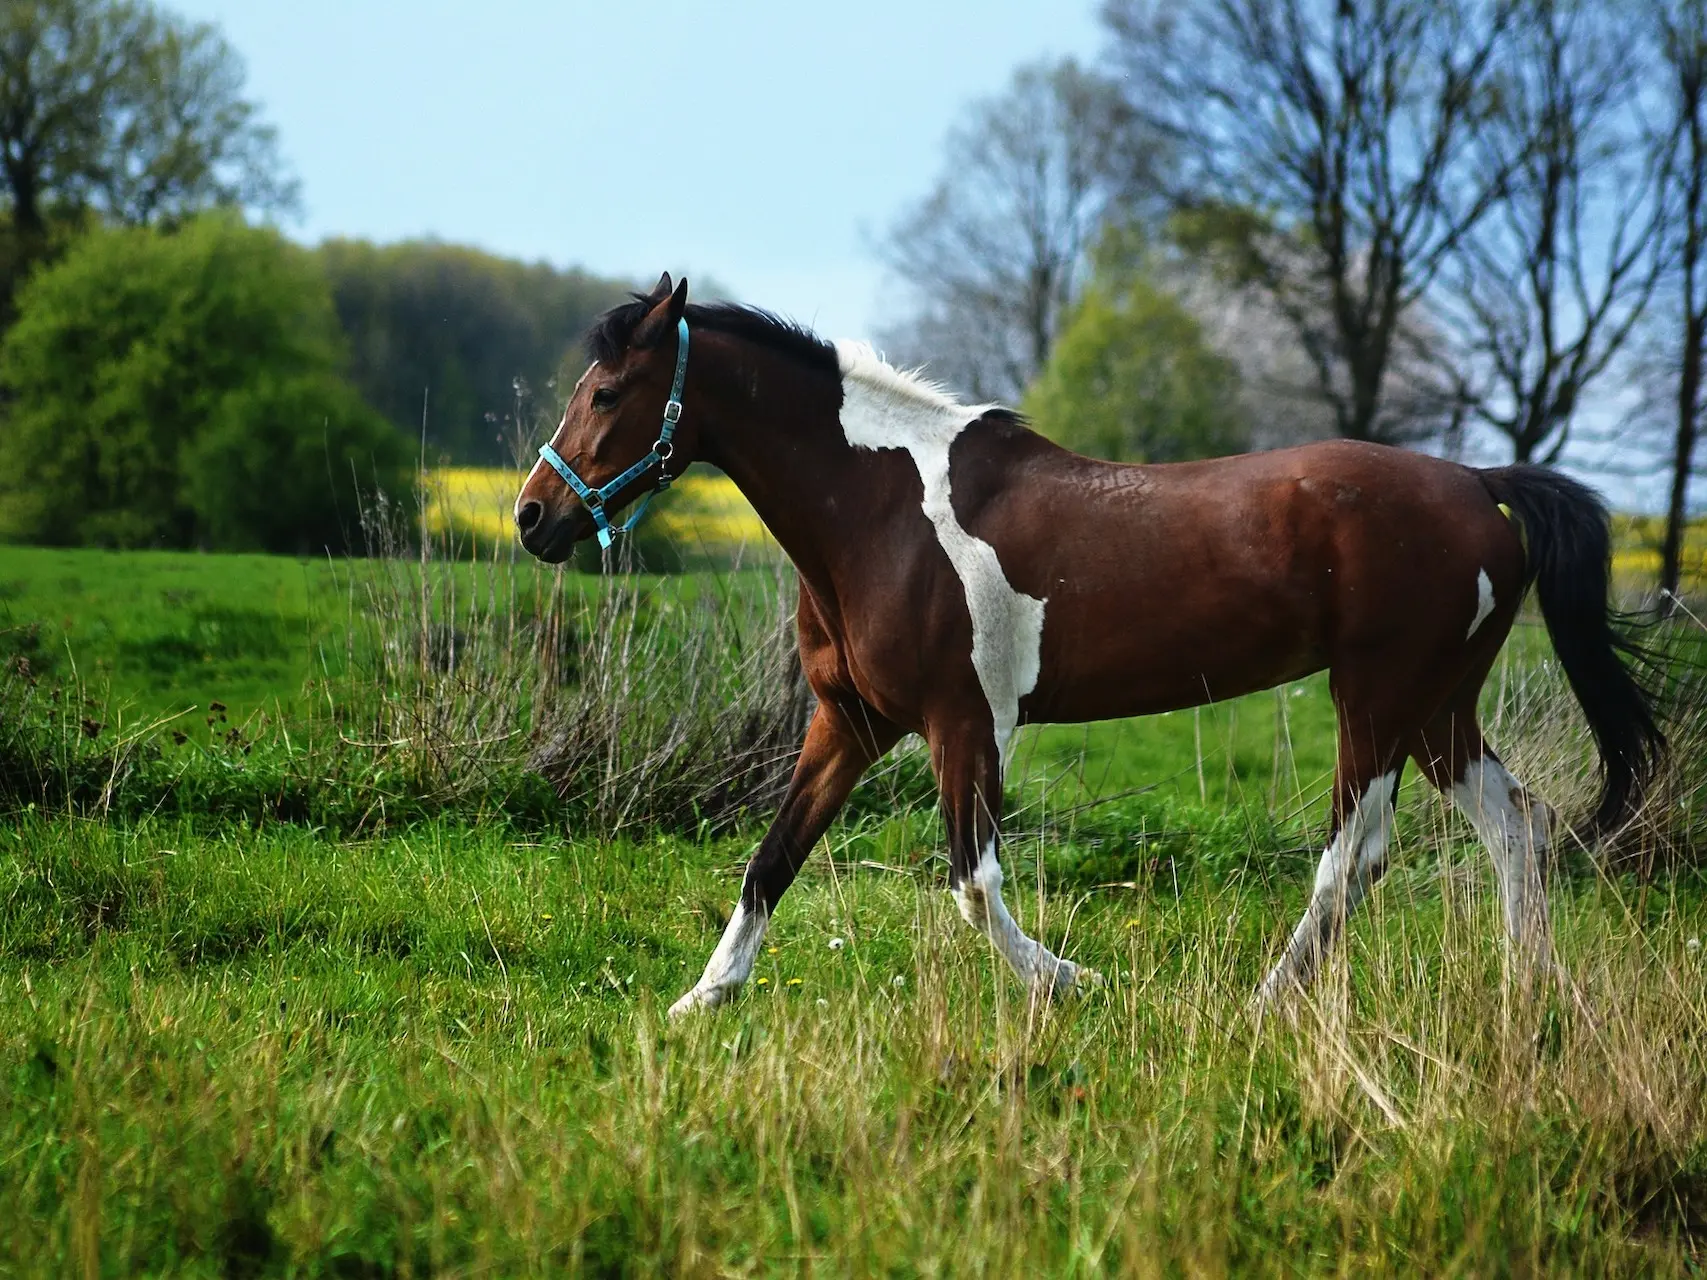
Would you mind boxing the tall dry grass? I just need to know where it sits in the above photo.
[1474,611,1707,874]
[334,499,813,834]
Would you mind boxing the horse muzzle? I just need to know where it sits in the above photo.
[515,497,589,563]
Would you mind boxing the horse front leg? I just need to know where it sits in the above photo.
[933,725,1098,997]
[668,698,900,1018]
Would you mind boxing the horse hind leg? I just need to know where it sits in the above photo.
[1414,708,1555,974]
[1257,754,1403,1005]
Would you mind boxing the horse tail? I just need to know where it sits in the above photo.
[1477,464,1666,835]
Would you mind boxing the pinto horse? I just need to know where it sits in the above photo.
[515,274,1664,1017]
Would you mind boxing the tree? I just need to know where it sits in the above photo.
[0,0,292,312]
[93,10,295,227]
[1105,0,1516,444]
[318,240,632,466]
[1428,0,1667,464]
[877,57,1161,402]
[1649,0,1707,603]
[1023,229,1249,462]
[0,213,409,553]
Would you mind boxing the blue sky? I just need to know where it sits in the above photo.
[170,0,1103,339]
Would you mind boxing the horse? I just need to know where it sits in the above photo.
[514,273,1665,1018]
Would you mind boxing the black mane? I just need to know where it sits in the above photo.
[586,295,838,375]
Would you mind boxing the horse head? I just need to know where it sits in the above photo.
[515,271,693,561]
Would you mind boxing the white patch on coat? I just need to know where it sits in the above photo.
[952,840,1087,992]
[667,901,769,1018]
[1450,755,1552,949]
[835,342,1045,758]
[1259,771,1397,1000]
[1466,568,1496,639]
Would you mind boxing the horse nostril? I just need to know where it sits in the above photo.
[516,500,543,534]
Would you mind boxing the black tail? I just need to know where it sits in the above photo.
[1479,465,1666,834]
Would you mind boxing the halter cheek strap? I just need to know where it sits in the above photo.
[537,316,689,550]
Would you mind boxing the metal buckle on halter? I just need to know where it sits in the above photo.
[663,400,683,424]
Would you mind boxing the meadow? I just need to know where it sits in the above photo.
[1,536,1706,1276]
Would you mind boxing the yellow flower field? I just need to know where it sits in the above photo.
[425,466,775,555]
[1610,513,1707,593]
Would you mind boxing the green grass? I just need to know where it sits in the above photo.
[3,814,1705,1274]
[1,543,1704,1274]
[0,546,342,722]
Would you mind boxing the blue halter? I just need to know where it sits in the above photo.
[537,316,689,550]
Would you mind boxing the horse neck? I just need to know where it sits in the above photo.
[693,338,858,585]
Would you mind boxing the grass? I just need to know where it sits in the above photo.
[4,815,1706,1273]
[0,539,1705,1274]
[0,546,343,723]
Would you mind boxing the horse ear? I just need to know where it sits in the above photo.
[651,270,674,298]
[633,276,690,349]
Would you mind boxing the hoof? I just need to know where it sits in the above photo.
[1251,966,1307,1024]
[1253,967,1288,1009]
[667,983,736,1019]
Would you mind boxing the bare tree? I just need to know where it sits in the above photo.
[1425,0,1667,465]
[876,57,1160,402]
[1105,0,1517,444]
[1648,0,1707,603]
[1160,256,1341,450]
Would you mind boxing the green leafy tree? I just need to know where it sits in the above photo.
[0,212,410,552]
[1023,234,1248,463]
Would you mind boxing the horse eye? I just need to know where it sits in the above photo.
[591,387,619,410]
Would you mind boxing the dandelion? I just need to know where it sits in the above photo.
[541,914,554,923]
[892,975,906,987]
[786,977,803,987]
[756,977,770,986]
[766,947,779,955]
[816,998,829,1008]
[828,937,845,951]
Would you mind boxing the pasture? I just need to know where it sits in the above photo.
[2,541,1706,1274]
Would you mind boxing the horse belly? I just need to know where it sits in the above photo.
[1022,578,1326,724]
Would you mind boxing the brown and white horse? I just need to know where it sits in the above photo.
[515,274,1664,1017]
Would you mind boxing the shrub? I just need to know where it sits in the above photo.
[0,212,412,551]
[1024,227,1248,462]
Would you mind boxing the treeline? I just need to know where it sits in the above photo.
[320,240,629,467]
[0,0,630,554]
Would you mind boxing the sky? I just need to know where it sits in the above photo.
[169,0,1104,340]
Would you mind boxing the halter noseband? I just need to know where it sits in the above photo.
[537,316,689,550]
